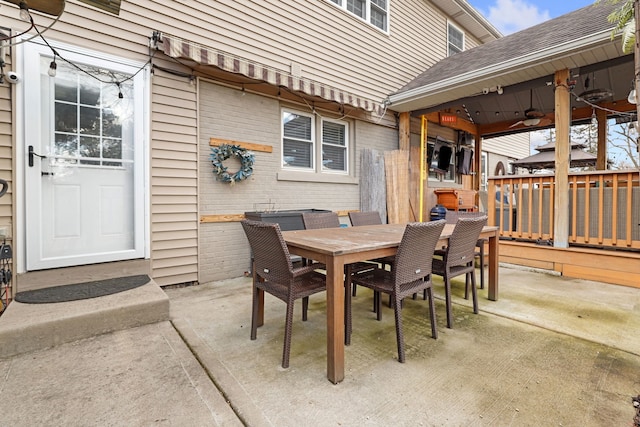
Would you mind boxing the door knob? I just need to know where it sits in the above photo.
[28,145,46,167]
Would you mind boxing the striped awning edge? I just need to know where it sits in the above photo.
[158,34,385,115]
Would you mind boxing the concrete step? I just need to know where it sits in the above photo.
[0,279,169,359]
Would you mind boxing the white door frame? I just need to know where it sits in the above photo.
[15,39,150,273]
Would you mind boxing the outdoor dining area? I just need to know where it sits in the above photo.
[240,210,498,383]
[166,243,640,426]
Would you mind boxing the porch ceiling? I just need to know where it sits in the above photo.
[387,2,636,138]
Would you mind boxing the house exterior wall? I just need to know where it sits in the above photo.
[198,81,398,283]
[0,0,500,288]
[483,133,531,161]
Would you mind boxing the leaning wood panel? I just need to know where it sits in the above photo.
[360,148,387,222]
[384,150,410,224]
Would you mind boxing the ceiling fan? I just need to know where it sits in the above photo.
[509,89,551,128]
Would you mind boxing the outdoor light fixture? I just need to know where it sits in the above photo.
[18,1,30,22]
[47,57,57,77]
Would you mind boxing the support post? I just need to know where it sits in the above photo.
[554,69,570,248]
[596,108,608,170]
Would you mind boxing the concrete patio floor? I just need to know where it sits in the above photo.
[1,264,639,426]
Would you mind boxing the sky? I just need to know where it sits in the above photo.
[467,0,598,34]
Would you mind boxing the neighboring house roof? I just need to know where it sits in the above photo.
[512,141,597,171]
[386,2,629,131]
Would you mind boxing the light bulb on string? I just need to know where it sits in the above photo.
[48,58,57,77]
[19,1,31,22]
[590,108,597,126]
[628,88,637,104]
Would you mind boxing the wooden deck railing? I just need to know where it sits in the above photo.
[487,170,640,250]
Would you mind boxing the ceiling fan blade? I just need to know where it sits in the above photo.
[509,120,525,128]
[523,118,541,126]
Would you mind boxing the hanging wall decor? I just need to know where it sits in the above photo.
[210,144,255,183]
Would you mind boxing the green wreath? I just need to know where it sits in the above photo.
[210,144,255,183]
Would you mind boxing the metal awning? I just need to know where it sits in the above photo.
[157,33,385,115]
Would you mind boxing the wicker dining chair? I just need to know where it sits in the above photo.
[444,210,488,290]
[301,212,376,304]
[347,220,446,362]
[347,211,395,299]
[432,215,487,329]
[240,219,326,369]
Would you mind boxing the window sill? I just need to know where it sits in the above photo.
[277,170,358,184]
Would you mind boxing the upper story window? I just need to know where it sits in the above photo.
[282,109,349,174]
[447,21,464,56]
[329,0,388,32]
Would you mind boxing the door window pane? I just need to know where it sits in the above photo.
[46,58,132,168]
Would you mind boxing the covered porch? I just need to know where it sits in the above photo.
[387,3,640,288]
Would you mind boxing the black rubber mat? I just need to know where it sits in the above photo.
[14,275,151,304]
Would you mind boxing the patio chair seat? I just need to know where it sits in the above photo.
[444,210,488,290]
[241,219,327,369]
[432,215,487,328]
[347,220,446,362]
[347,211,395,300]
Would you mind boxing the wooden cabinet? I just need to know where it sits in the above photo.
[434,189,477,211]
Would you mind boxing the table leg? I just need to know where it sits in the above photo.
[488,232,499,301]
[326,256,345,384]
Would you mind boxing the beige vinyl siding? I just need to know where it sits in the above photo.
[0,58,12,258]
[483,133,531,160]
[150,73,198,286]
[126,0,482,105]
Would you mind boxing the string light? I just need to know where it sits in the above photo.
[19,1,31,22]
[590,108,597,126]
[116,82,123,98]
[48,56,57,77]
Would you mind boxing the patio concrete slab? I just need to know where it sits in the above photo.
[0,321,242,426]
[166,265,640,426]
[0,264,638,426]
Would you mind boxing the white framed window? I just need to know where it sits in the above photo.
[328,0,388,32]
[282,109,349,174]
[447,21,464,56]
[321,119,348,172]
[282,110,314,169]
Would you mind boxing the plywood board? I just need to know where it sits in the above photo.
[384,150,410,224]
[360,149,387,222]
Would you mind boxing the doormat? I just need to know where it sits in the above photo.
[14,275,151,304]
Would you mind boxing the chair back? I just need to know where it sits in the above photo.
[445,210,486,224]
[393,220,446,287]
[446,216,487,267]
[349,211,383,226]
[301,212,340,229]
[241,219,293,283]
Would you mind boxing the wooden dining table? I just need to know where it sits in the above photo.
[281,222,499,384]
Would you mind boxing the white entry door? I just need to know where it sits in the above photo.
[22,42,147,270]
